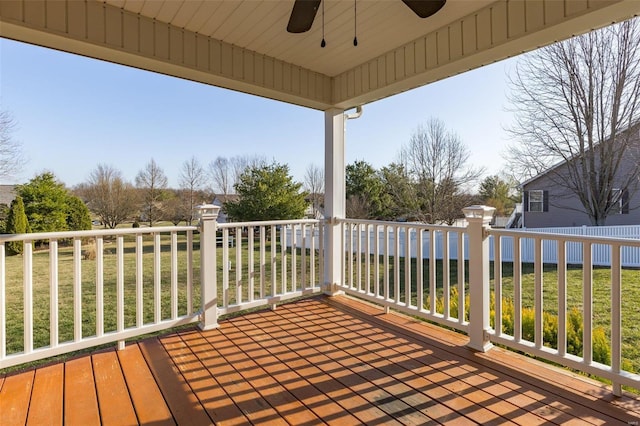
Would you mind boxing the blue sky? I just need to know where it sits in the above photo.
[0,37,517,189]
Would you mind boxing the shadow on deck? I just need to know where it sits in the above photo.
[1,295,639,425]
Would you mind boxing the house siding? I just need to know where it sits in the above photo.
[522,146,640,227]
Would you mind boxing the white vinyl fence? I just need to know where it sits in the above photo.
[343,224,640,267]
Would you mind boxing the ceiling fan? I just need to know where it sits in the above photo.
[287,0,447,34]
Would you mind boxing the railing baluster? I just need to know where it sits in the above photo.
[291,224,297,292]
[23,241,33,354]
[309,224,315,289]
[416,229,424,311]
[404,226,411,307]
[394,225,400,304]
[429,229,436,314]
[171,231,178,319]
[373,225,379,297]
[271,225,277,297]
[117,235,125,350]
[154,232,161,323]
[223,229,229,307]
[50,239,59,348]
[236,227,242,303]
[348,223,353,290]
[248,226,254,302]
[96,236,104,337]
[384,225,389,301]
[458,231,465,324]
[282,224,288,294]
[136,234,143,327]
[357,224,362,292]
[187,230,193,315]
[558,239,567,357]
[366,224,371,295]
[301,224,307,290]
[260,226,266,299]
[74,238,82,341]
[514,236,522,343]
[493,235,502,336]
[583,241,593,365]
[534,237,543,349]
[443,230,450,318]
[611,243,622,396]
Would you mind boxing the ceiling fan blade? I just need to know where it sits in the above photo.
[287,0,322,33]
[402,0,446,18]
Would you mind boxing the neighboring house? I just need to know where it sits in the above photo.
[211,194,240,224]
[521,126,640,228]
[0,185,16,207]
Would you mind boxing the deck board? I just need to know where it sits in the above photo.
[0,369,33,425]
[64,356,101,425]
[1,295,640,425]
[117,343,175,425]
[26,363,63,425]
[93,350,139,425]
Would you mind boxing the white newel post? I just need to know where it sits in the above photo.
[198,204,220,330]
[324,109,346,295]
[463,205,495,352]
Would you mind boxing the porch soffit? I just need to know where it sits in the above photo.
[1,1,639,110]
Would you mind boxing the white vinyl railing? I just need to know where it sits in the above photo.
[337,218,469,333]
[214,219,323,317]
[0,226,198,369]
[489,228,640,396]
[338,208,640,395]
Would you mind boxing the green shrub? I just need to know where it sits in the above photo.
[431,291,611,365]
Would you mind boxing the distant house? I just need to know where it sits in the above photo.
[0,185,16,207]
[211,194,240,224]
[521,125,640,228]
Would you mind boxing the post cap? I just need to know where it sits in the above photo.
[462,205,496,221]
[196,204,220,219]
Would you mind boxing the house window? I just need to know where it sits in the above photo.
[611,188,625,214]
[529,190,544,212]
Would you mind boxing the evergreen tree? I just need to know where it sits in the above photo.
[66,195,92,231]
[5,195,28,255]
[17,172,69,233]
[224,162,307,221]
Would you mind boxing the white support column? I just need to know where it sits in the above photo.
[463,205,496,352]
[324,108,346,296]
[197,204,220,330]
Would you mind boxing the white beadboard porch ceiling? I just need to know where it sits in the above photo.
[103,0,493,78]
[1,1,639,110]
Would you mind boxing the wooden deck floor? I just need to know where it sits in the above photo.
[2,295,640,425]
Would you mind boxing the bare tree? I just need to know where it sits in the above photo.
[135,158,168,226]
[0,111,26,180]
[208,155,267,196]
[400,118,483,224]
[79,164,138,229]
[208,157,232,196]
[179,156,206,225]
[304,163,324,218]
[504,18,640,225]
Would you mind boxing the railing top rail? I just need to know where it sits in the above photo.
[217,218,320,228]
[491,228,640,246]
[338,218,466,232]
[0,225,199,242]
